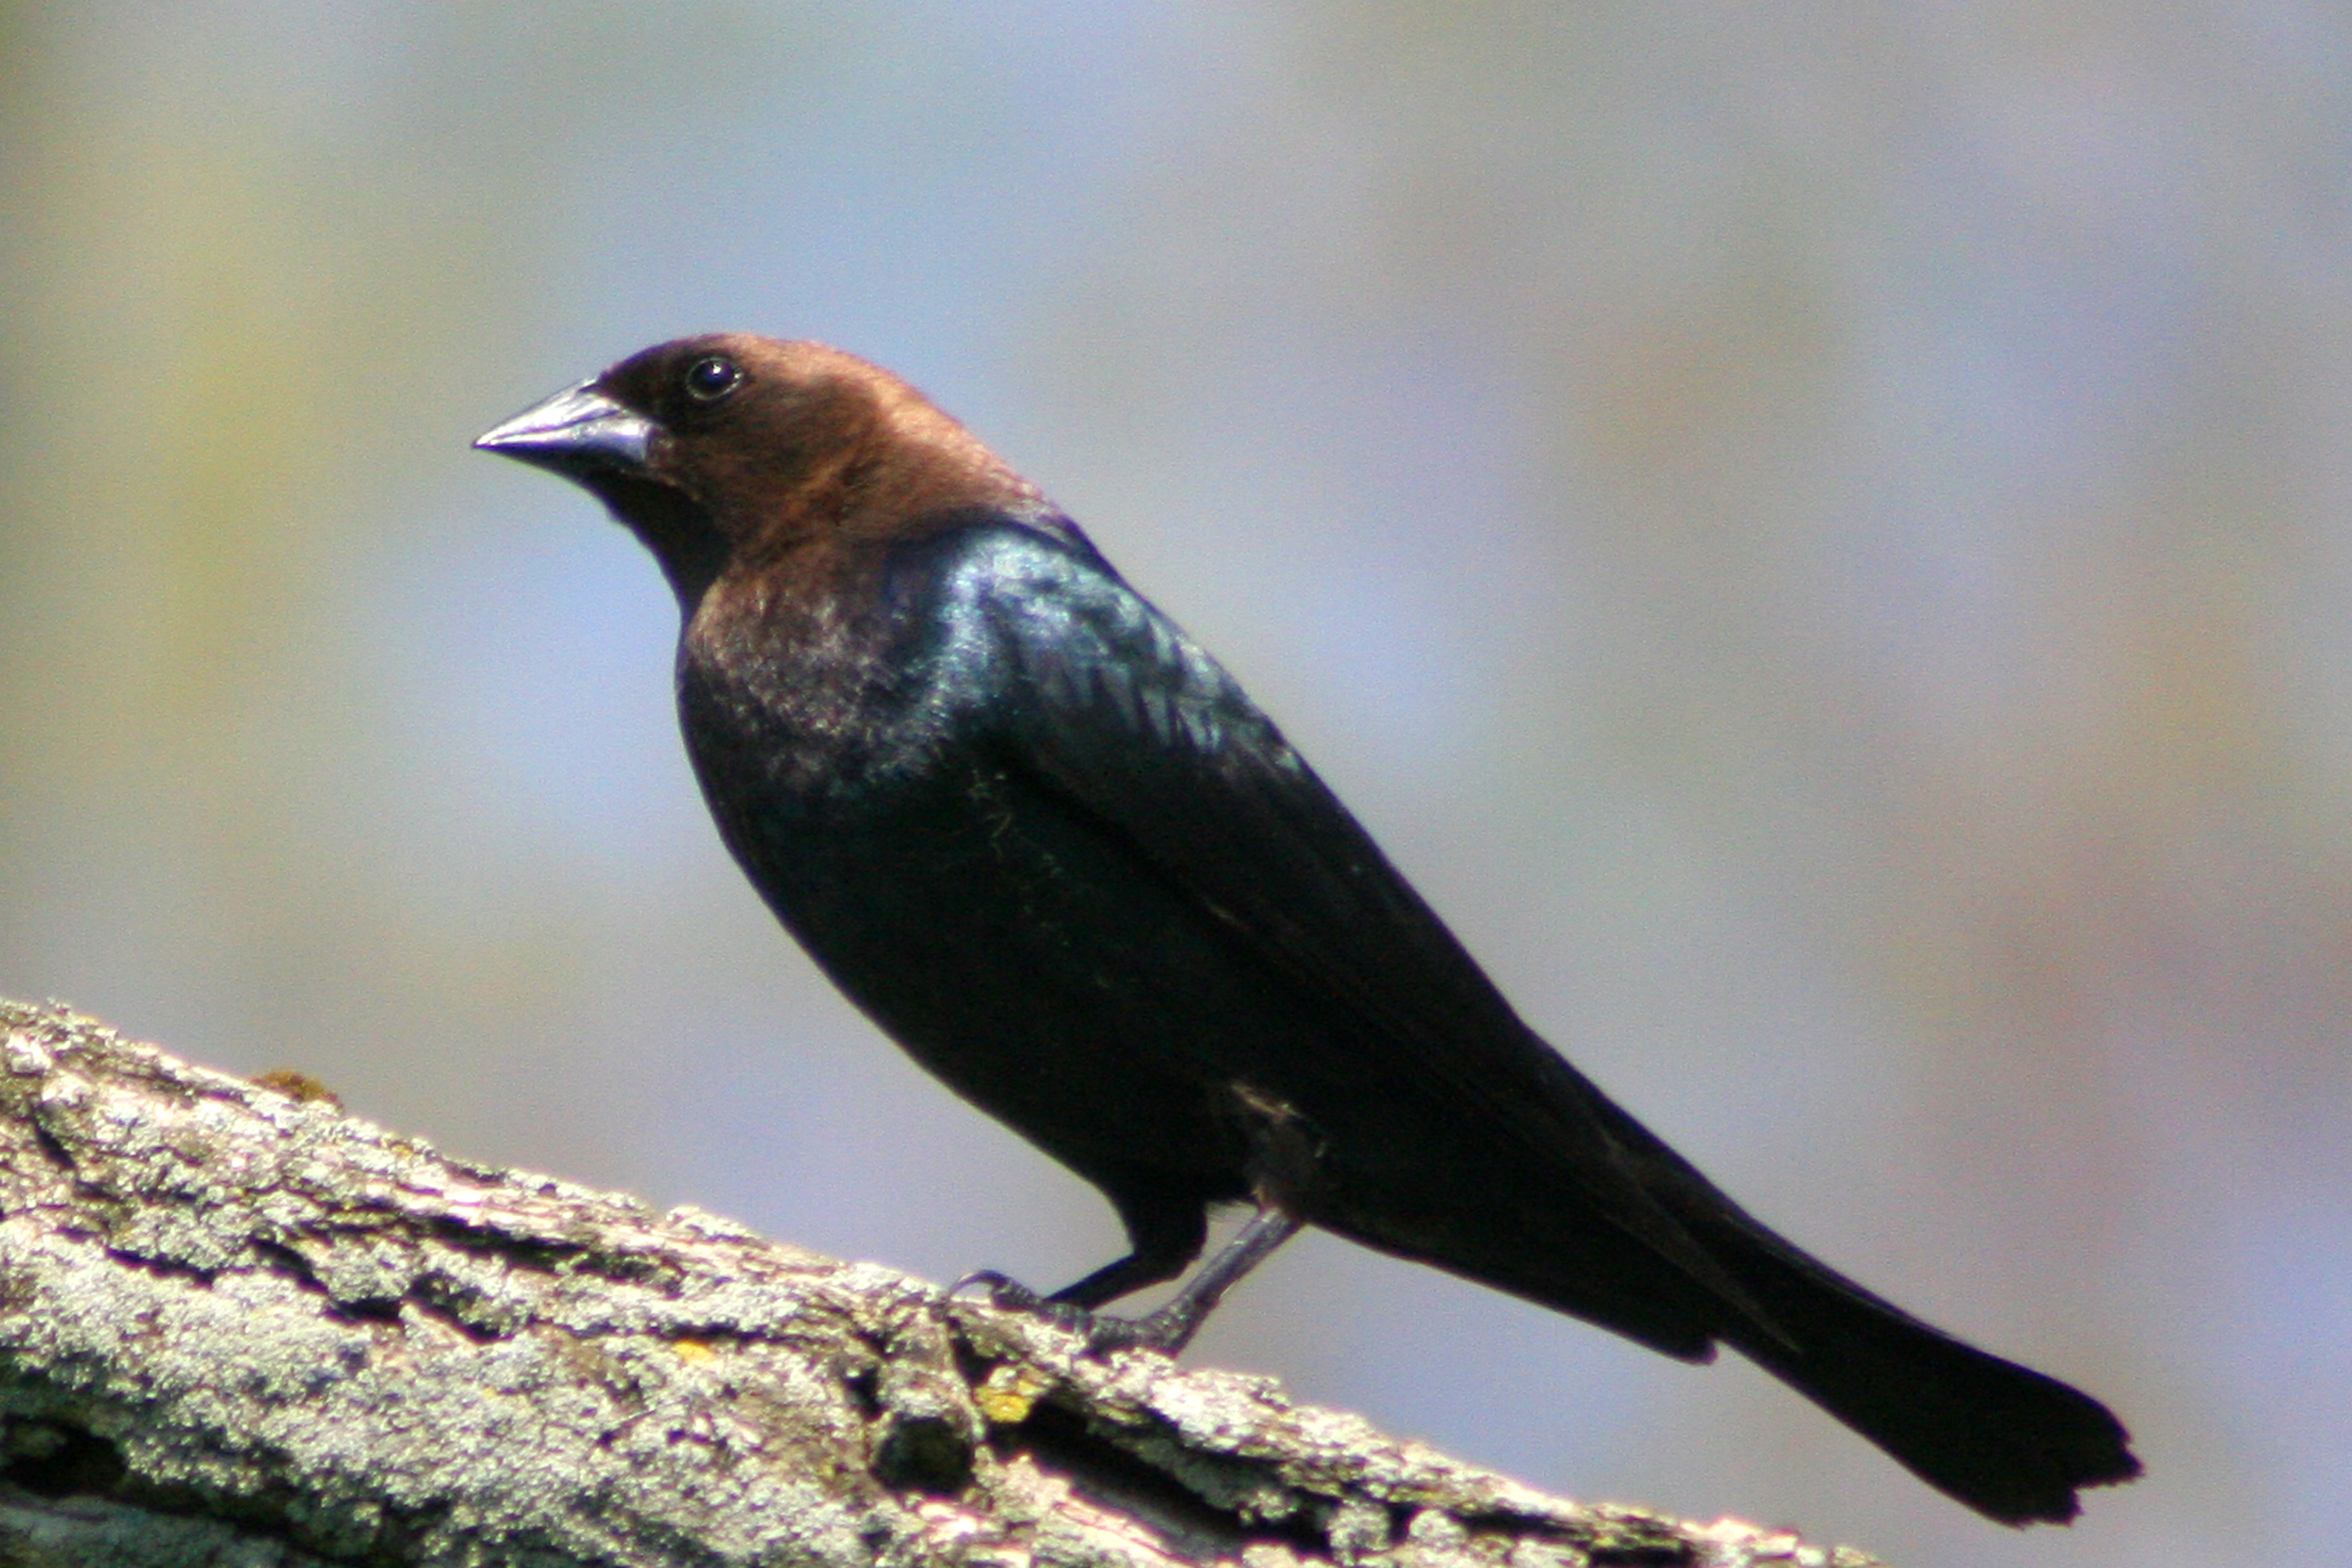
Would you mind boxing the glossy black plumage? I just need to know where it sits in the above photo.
[476,333,2140,1525]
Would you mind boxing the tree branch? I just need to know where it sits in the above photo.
[0,998,1883,1568]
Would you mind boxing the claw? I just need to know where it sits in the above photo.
[951,1210,1303,1358]
[949,1269,1033,1305]
[950,1271,1101,1337]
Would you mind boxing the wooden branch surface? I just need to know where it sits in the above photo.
[0,998,1883,1568]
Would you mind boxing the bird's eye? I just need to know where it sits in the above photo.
[683,355,743,402]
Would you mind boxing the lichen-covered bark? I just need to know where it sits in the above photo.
[0,998,1884,1568]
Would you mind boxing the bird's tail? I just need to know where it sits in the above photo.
[1682,1196,2141,1525]
[1326,1052,2140,1524]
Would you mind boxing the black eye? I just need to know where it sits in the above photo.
[683,355,742,402]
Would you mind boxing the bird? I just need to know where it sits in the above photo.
[476,332,2140,1526]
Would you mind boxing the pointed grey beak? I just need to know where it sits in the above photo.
[475,380,655,477]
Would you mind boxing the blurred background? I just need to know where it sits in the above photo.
[1,2,2343,1563]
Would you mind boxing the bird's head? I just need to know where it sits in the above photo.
[476,333,1041,607]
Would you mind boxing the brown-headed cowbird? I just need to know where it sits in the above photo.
[476,334,2139,1525]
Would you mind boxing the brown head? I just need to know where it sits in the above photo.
[476,333,1046,607]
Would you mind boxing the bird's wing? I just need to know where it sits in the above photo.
[945,524,1761,1320]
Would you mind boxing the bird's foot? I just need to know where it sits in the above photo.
[1071,1307,1188,1356]
[949,1271,1096,1337]
[948,1271,1184,1355]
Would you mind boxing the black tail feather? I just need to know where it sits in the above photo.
[1703,1218,2140,1524]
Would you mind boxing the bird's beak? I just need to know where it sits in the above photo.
[474,380,655,478]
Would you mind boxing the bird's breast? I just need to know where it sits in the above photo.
[667,617,1285,1183]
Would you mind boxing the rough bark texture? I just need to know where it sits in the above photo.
[0,998,1884,1568]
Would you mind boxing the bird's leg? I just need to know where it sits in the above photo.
[1080,1205,1301,1354]
[951,1181,1208,1336]
[1078,1086,1314,1353]
[960,1092,1315,1354]
[954,1204,1301,1355]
